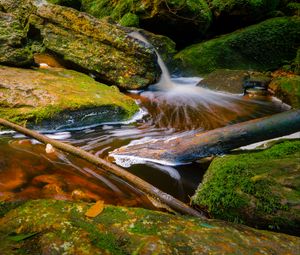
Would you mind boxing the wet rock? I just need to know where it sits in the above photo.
[175,17,300,76]
[269,75,300,108]
[0,12,34,67]
[0,0,159,89]
[80,0,212,48]
[42,183,70,200]
[198,69,249,94]
[0,199,299,254]
[192,140,300,235]
[0,65,138,128]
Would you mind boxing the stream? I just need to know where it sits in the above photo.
[0,33,290,209]
[0,76,288,208]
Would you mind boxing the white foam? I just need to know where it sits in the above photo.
[0,130,15,135]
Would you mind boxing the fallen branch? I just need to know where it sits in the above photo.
[112,109,300,164]
[0,118,205,218]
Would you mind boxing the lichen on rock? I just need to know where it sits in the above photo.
[0,199,299,254]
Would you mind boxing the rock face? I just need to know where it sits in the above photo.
[0,66,138,128]
[80,0,212,48]
[0,12,34,67]
[269,75,300,109]
[0,199,299,254]
[192,140,300,235]
[0,0,160,89]
[175,16,300,76]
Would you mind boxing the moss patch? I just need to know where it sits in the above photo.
[175,16,300,75]
[269,75,300,108]
[0,66,139,129]
[192,140,300,234]
[0,199,300,254]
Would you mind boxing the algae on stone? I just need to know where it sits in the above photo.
[0,199,299,254]
[0,12,34,67]
[175,16,300,76]
[0,66,138,128]
[192,140,300,235]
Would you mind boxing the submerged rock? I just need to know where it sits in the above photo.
[175,16,300,76]
[0,199,299,254]
[192,140,300,235]
[269,75,300,109]
[0,0,160,89]
[0,66,138,128]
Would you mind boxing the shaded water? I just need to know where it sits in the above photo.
[0,34,290,205]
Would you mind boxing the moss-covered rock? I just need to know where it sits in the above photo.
[269,75,300,108]
[175,16,300,76]
[192,140,300,235]
[0,12,34,67]
[0,0,160,89]
[81,0,212,48]
[209,0,281,34]
[0,199,299,254]
[0,65,138,128]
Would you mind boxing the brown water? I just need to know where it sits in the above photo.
[0,77,288,206]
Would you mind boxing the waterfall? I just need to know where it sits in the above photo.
[129,32,175,90]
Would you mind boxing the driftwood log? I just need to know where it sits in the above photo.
[0,118,204,218]
[112,109,300,164]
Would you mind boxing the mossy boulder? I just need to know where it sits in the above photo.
[0,199,299,254]
[209,0,281,34]
[175,16,300,76]
[80,0,212,48]
[0,12,34,67]
[269,75,300,108]
[0,65,138,129]
[0,0,160,89]
[192,140,300,235]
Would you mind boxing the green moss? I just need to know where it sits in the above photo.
[193,140,300,231]
[119,12,139,27]
[269,75,300,108]
[0,66,139,128]
[1,199,300,254]
[175,16,300,75]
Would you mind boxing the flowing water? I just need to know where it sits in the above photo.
[0,34,290,206]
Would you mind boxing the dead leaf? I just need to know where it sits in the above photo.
[85,200,104,218]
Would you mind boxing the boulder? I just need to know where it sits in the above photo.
[269,75,300,108]
[0,66,139,128]
[198,69,249,94]
[80,0,212,48]
[175,16,300,76]
[192,140,300,235]
[0,199,299,254]
[0,0,160,89]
